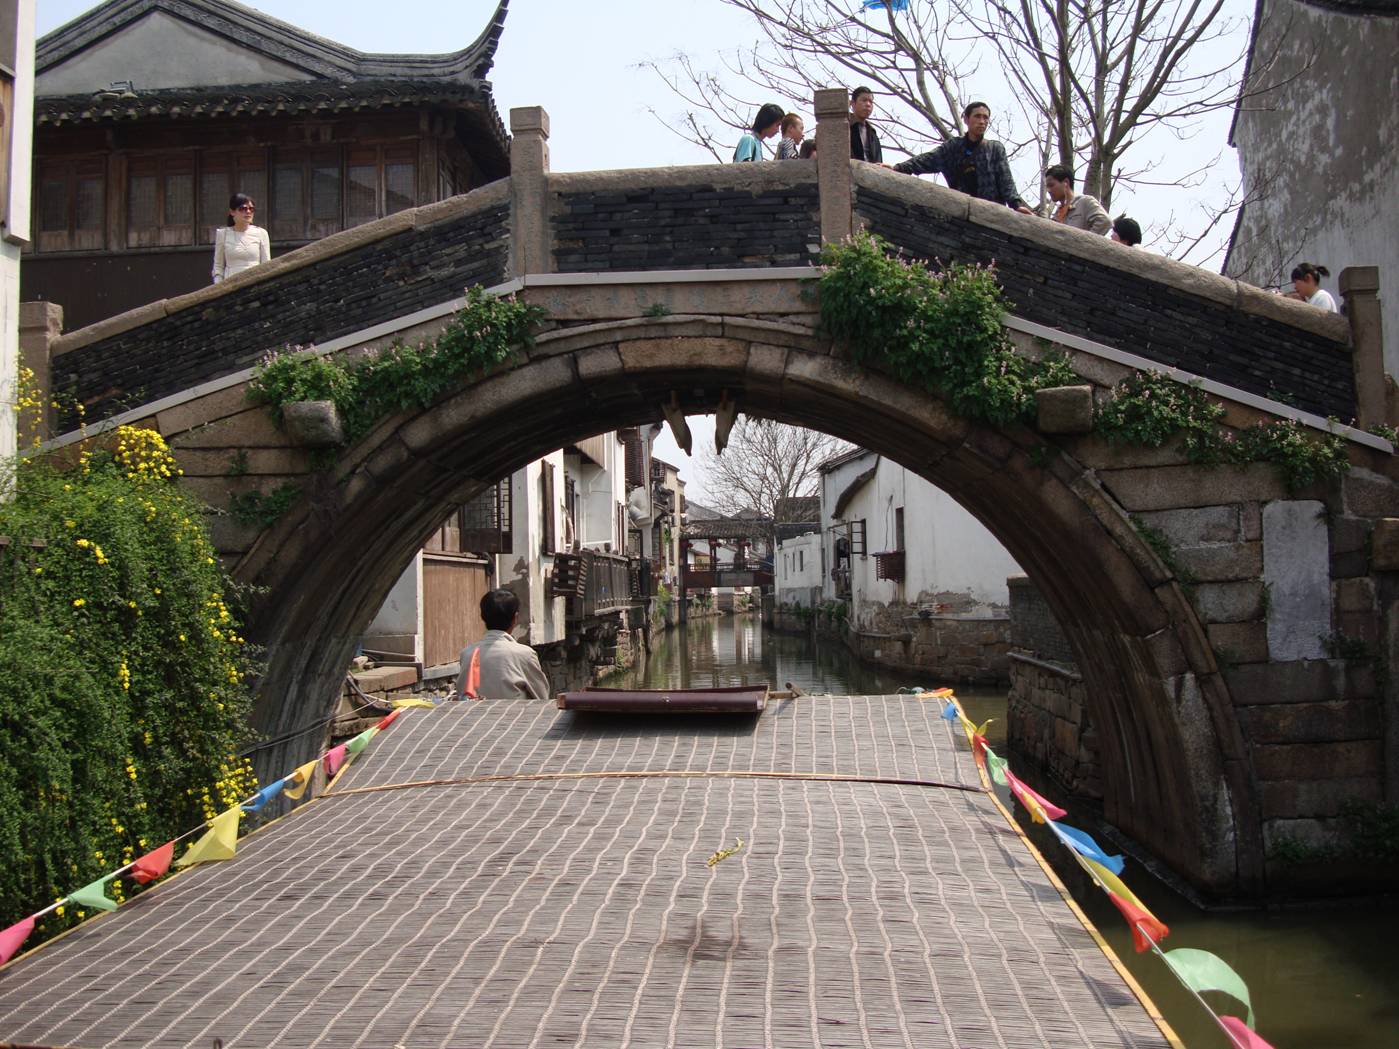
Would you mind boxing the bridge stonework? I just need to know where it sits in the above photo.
[30,103,1399,899]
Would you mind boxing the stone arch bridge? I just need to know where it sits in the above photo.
[27,96,1399,899]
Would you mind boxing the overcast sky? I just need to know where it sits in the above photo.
[35,0,1255,504]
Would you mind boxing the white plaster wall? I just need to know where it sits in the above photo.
[0,241,18,468]
[1,0,34,476]
[364,552,423,661]
[777,531,823,605]
[1227,0,1399,373]
[38,12,316,94]
[577,434,625,551]
[821,453,1022,621]
[498,456,567,646]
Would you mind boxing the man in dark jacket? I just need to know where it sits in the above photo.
[849,85,882,162]
[893,101,1032,213]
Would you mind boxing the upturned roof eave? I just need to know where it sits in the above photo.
[37,0,510,85]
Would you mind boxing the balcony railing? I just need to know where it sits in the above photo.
[553,551,637,621]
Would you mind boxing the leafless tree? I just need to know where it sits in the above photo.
[697,418,848,539]
[644,0,1296,253]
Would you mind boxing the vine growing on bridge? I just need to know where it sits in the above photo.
[248,287,546,446]
[0,425,256,946]
[819,232,1353,491]
[817,232,1075,426]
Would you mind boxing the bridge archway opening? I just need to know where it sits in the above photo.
[241,317,1253,896]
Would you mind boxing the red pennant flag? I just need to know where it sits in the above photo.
[130,840,175,884]
[1218,1016,1277,1049]
[376,708,403,731]
[0,915,35,965]
[971,733,989,770]
[324,743,347,778]
[1004,769,1067,822]
[1107,890,1170,952]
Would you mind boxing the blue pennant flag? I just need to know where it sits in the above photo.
[241,778,288,813]
[863,0,910,9]
[941,701,959,721]
[1050,821,1126,875]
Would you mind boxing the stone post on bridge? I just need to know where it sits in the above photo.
[509,106,552,278]
[1340,266,1391,429]
[17,301,62,446]
[813,88,854,246]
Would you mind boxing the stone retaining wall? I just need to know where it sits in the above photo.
[1007,653,1102,799]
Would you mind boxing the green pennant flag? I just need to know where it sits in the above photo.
[344,726,378,755]
[984,748,1009,787]
[67,875,118,913]
[1163,948,1254,1029]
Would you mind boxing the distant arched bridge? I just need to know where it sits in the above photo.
[30,95,1399,899]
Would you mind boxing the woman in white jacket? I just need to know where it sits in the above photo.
[212,193,271,284]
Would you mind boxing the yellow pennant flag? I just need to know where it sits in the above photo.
[1076,853,1149,911]
[390,697,437,710]
[281,759,319,801]
[175,806,242,868]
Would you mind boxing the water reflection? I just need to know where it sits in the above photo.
[621,614,1399,1048]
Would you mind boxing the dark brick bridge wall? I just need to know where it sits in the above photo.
[52,199,510,426]
[854,186,1357,420]
[552,182,820,272]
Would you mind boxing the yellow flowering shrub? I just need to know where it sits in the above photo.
[0,425,254,945]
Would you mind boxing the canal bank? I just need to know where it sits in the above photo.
[616,614,1399,1049]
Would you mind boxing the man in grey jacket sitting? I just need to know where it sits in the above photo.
[456,589,552,700]
[1043,164,1111,234]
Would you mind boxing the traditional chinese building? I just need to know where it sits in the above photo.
[24,0,509,330]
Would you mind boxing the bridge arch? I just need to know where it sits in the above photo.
[238,312,1256,895]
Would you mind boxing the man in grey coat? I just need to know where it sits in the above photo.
[456,589,552,700]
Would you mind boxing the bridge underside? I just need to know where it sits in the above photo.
[196,301,1273,899]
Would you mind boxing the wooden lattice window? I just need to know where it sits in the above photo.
[127,153,195,247]
[457,480,513,554]
[874,550,905,581]
[271,149,341,241]
[346,145,419,229]
[36,158,105,251]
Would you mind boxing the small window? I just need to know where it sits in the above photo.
[895,507,905,551]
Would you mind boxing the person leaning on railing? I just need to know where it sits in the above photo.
[890,101,1032,214]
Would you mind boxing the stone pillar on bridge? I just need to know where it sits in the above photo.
[17,301,62,446]
[1340,266,1391,428]
[814,88,853,246]
[509,106,552,279]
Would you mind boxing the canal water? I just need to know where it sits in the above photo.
[617,614,1399,1049]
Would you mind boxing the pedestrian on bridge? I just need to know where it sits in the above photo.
[212,192,271,284]
[1044,164,1111,234]
[734,103,786,162]
[848,86,883,163]
[455,589,552,701]
[1288,262,1338,312]
[892,101,1033,214]
[1111,215,1143,246]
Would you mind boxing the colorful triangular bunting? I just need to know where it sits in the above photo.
[175,806,241,868]
[130,840,175,884]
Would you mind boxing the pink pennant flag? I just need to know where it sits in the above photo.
[1004,769,1067,823]
[324,743,348,778]
[376,708,403,731]
[130,840,175,884]
[1218,1016,1277,1049]
[0,915,35,965]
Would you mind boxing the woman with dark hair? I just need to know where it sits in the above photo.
[733,103,785,162]
[212,192,271,284]
[1288,262,1337,312]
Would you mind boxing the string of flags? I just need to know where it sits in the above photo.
[934,693,1279,1049]
[0,698,428,969]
